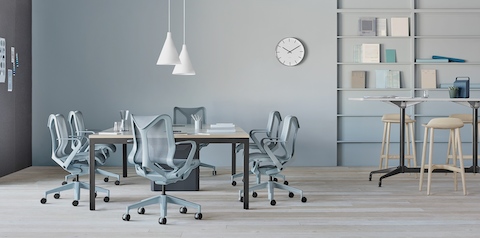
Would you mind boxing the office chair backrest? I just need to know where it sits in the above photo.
[68,110,90,152]
[266,111,282,149]
[129,114,177,171]
[48,114,84,168]
[277,115,300,164]
[173,107,206,125]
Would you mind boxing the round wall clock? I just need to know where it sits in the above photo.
[275,37,305,66]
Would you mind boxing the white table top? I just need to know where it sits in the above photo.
[349,96,480,102]
[349,96,480,108]
[89,125,249,139]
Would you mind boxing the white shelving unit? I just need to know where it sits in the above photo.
[337,0,480,166]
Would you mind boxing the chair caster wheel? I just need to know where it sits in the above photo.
[122,214,130,221]
[138,207,145,214]
[54,193,60,199]
[62,181,67,185]
[179,206,187,214]
[301,197,307,203]
[284,181,289,185]
[195,213,202,220]
[72,200,79,206]
[239,197,244,202]
[270,200,276,206]
[273,178,278,182]
[252,192,258,198]
[104,177,109,182]
[40,198,47,204]
[115,180,120,185]
[232,181,237,186]
[104,197,110,202]
[212,171,217,176]
[159,217,167,225]
[289,192,294,198]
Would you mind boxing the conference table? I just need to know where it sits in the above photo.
[350,97,480,186]
[88,124,250,210]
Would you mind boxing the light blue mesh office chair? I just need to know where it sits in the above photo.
[122,114,202,225]
[239,115,307,206]
[173,106,216,175]
[68,110,120,185]
[231,111,285,186]
[40,114,110,206]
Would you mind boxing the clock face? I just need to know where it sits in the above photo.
[275,37,305,66]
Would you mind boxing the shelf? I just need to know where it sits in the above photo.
[337,9,412,13]
[414,9,480,13]
[337,62,411,65]
[337,35,411,39]
[337,88,412,91]
[336,0,480,166]
[415,35,480,39]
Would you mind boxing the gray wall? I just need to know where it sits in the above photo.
[32,0,338,167]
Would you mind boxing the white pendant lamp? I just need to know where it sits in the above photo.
[156,0,180,65]
[173,0,196,75]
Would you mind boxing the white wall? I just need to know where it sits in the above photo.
[32,0,337,167]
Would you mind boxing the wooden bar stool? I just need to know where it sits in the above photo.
[419,117,467,195]
[379,113,417,169]
[447,114,476,163]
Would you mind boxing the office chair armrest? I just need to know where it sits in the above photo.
[78,130,96,135]
[249,129,268,137]
[250,129,268,148]
[57,137,83,168]
[173,140,198,175]
[261,138,285,173]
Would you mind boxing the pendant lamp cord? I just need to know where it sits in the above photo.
[168,0,171,32]
[183,0,186,44]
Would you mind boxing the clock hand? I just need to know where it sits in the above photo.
[290,45,301,52]
[282,47,292,53]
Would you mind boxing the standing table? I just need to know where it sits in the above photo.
[350,97,480,186]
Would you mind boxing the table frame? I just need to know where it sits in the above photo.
[350,97,480,186]
[89,127,250,210]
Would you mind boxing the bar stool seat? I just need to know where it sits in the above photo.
[419,117,467,195]
[379,113,417,169]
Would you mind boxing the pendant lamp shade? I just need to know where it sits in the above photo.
[156,0,180,65]
[156,32,180,65]
[172,0,195,75]
[173,44,195,75]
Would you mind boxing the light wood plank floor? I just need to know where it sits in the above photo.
[2,166,480,237]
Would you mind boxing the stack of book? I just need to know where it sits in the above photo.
[206,123,236,133]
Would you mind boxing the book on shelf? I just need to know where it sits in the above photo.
[415,58,449,63]
[421,69,436,89]
[376,18,387,36]
[432,55,466,63]
[390,17,409,36]
[351,71,366,88]
[361,43,380,63]
[385,49,396,63]
[375,69,400,88]
[386,70,400,88]
[375,69,388,88]
[358,17,376,36]
[353,44,362,63]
